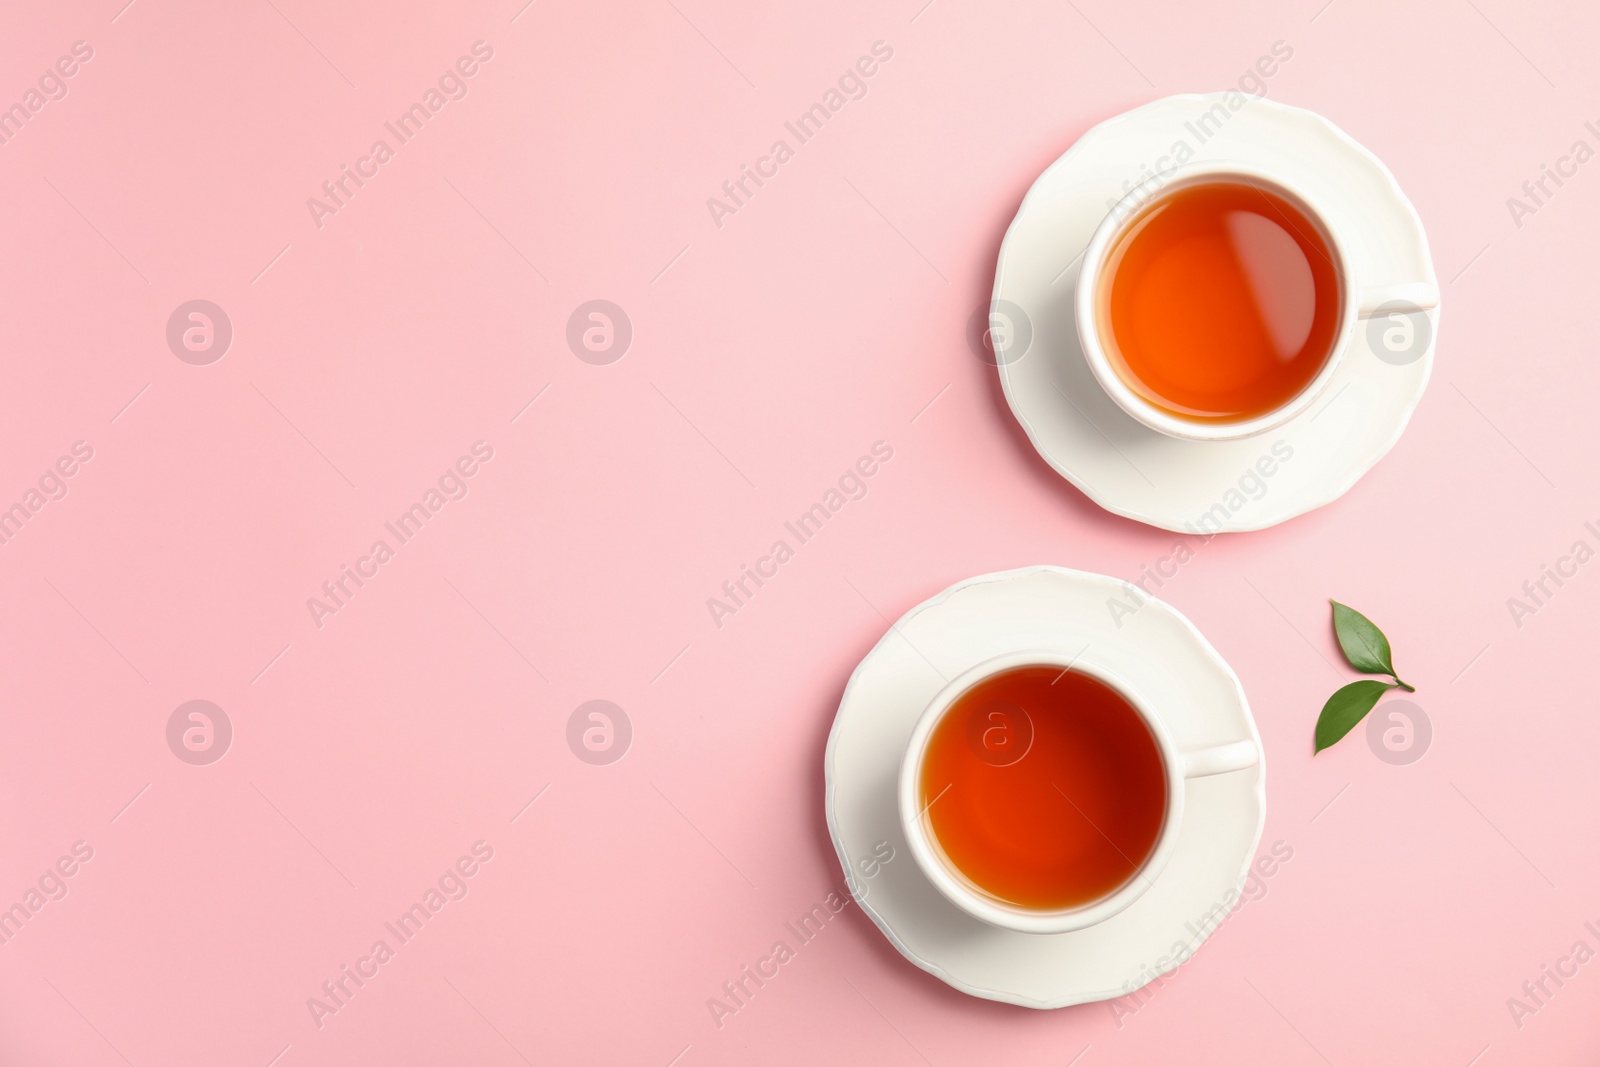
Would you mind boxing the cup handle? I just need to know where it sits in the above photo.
[1356,281,1439,319]
[1182,739,1259,779]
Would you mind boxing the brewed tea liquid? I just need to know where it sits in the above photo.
[1099,181,1341,422]
[919,666,1167,911]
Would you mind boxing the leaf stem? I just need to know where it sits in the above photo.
[1392,677,1415,693]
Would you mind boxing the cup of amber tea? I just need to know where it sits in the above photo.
[898,649,1258,934]
[1075,159,1438,442]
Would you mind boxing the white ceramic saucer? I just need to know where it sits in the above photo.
[992,94,1439,532]
[824,567,1265,1008]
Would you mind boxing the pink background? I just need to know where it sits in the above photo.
[0,0,1595,1063]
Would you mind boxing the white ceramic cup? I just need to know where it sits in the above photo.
[1075,159,1439,442]
[898,649,1259,934]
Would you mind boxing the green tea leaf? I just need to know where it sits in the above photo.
[1331,600,1397,678]
[1314,679,1394,753]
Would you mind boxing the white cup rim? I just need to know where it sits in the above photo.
[1074,159,1355,442]
[897,650,1186,935]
